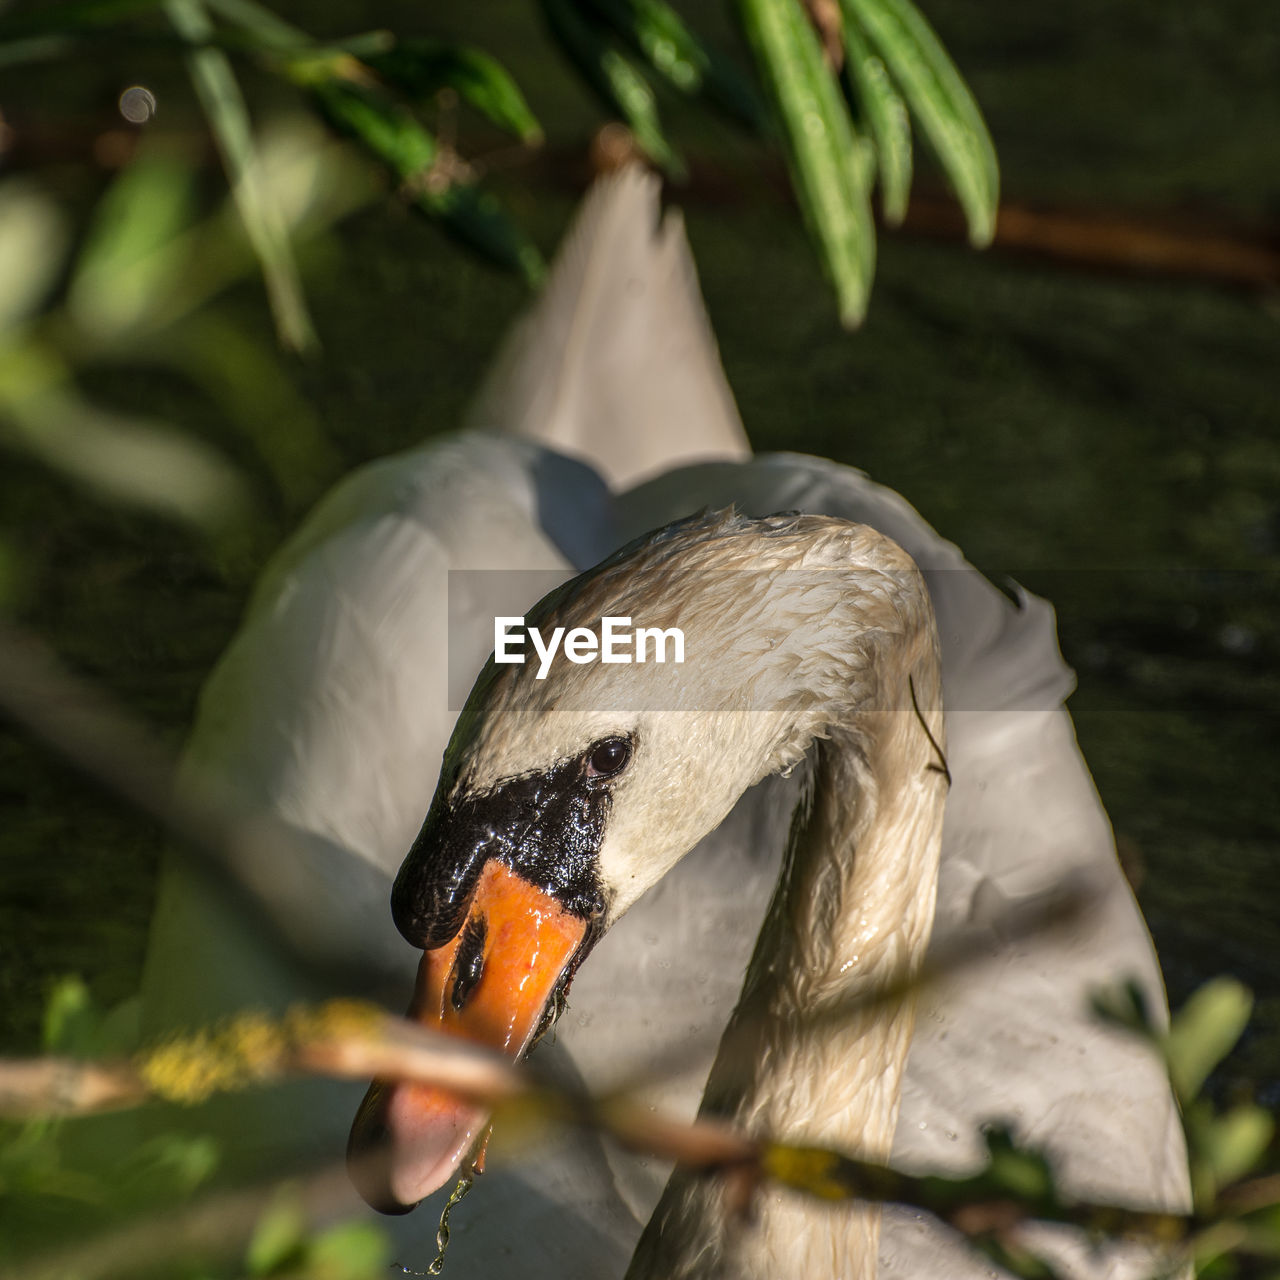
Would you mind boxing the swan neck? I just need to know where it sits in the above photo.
[629,622,947,1280]
[739,688,947,1145]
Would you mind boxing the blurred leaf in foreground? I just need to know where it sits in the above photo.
[1166,976,1253,1105]
[0,360,249,532]
[165,0,317,351]
[245,1191,390,1279]
[1089,977,1157,1039]
[0,183,68,336]
[1199,1103,1274,1194]
[67,152,197,340]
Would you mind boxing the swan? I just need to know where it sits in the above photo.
[141,167,1189,1278]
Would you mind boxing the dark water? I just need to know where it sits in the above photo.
[1,0,1277,1108]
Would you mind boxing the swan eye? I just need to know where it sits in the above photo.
[585,736,631,780]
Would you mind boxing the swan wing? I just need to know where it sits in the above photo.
[145,435,612,1020]
[140,432,645,1275]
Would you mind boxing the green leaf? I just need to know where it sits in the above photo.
[975,1235,1066,1280]
[68,152,196,337]
[735,0,875,328]
[1201,1104,1274,1194]
[312,80,544,285]
[116,1131,220,1207]
[1166,976,1253,1103]
[582,0,765,128]
[1242,1204,1280,1258]
[202,0,308,51]
[840,14,911,226]
[166,0,316,351]
[1089,977,1158,1040]
[842,0,998,246]
[367,40,543,144]
[0,352,249,530]
[246,1190,306,1275]
[540,0,685,177]
[0,182,69,335]
[311,79,437,173]
[983,1126,1054,1205]
[42,976,95,1056]
[308,1221,392,1279]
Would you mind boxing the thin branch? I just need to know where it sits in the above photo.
[1,998,1199,1279]
[0,1057,149,1117]
[0,622,1211,1280]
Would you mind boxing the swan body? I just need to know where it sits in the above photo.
[142,169,1188,1278]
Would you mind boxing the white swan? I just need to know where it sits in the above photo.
[141,168,1189,1278]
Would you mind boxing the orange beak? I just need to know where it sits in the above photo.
[348,860,590,1212]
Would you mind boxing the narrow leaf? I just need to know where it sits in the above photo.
[840,12,911,225]
[583,0,765,128]
[540,0,684,177]
[736,0,875,327]
[205,0,391,67]
[1201,1105,1275,1192]
[67,152,195,337]
[41,976,94,1056]
[0,353,248,530]
[844,0,997,245]
[1166,976,1253,1104]
[0,183,69,334]
[202,0,308,50]
[245,1191,306,1275]
[313,80,544,284]
[309,1221,392,1278]
[166,0,316,351]
[367,40,543,144]
[1089,977,1158,1040]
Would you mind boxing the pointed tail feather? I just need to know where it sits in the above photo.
[466,165,750,489]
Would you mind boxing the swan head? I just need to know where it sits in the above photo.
[348,509,935,1212]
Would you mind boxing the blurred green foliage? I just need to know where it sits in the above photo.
[0,0,996,356]
[3,974,1277,1278]
[0,0,999,594]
